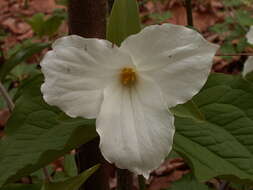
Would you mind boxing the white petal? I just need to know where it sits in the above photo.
[243,57,253,77]
[246,26,253,44]
[96,76,175,177]
[121,24,219,107]
[41,36,134,118]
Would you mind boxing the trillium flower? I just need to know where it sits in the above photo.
[40,24,218,177]
[243,26,253,77]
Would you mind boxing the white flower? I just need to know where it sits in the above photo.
[243,26,253,77]
[40,23,218,177]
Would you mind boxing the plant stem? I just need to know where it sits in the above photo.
[68,0,107,38]
[138,175,146,190]
[117,169,133,190]
[68,0,109,190]
[43,167,52,182]
[23,0,29,9]
[185,0,194,27]
[0,82,14,112]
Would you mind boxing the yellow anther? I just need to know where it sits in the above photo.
[120,67,136,86]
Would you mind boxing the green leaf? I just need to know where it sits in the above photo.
[229,182,253,190]
[56,0,68,6]
[245,71,253,82]
[64,154,78,177]
[42,165,99,190]
[0,75,97,187]
[106,0,141,46]
[169,173,212,190]
[220,41,236,60]
[223,0,243,7]
[43,14,64,37]
[174,73,253,184]
[149,12,172,23]
[0,184,41,190]
[237,38,248,53]
[209,23,228,34]
[27,13,45,36]
[171,100,205,121]
[235,10,253,26]
[0,43,50,81]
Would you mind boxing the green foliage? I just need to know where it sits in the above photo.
[0,42,50,81]
[169,173,212,190]
[223,0,253,7]
[229,182,253,190]
[27,10,66,37]
[0,184,41,190]
[0,75,97,187]
[235,10,253,26]
[171,100,205,121]
[245,71,253,82]
[210,6,252,60]
[149,11,172,24]
[107,0,141,45]
[56,0,68,6]
[64,154,78,177]
[174,73,253,184]
[41,165,99,190]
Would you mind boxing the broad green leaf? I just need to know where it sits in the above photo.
[229,182,253,190]
[0,75,97,187]
[174,73,253,184]
[169,173,212,190]
[106,0,141,45]
[42,165,99,190]
[0,43,50,81]
[0,184,41,190]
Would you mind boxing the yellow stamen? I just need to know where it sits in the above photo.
[120,67,136,86]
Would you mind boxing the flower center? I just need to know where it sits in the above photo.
[120,67,136,86]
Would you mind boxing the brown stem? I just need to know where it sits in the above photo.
[185,0,194,27]
[117,169,133,190]
[68,1,109,190]
[75,139,110,190]
[68,0,107,38]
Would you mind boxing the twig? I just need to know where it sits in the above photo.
[185,0,194,27]
[0,82,14,112]
[43,167,52,182]
[215,53,253,56]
